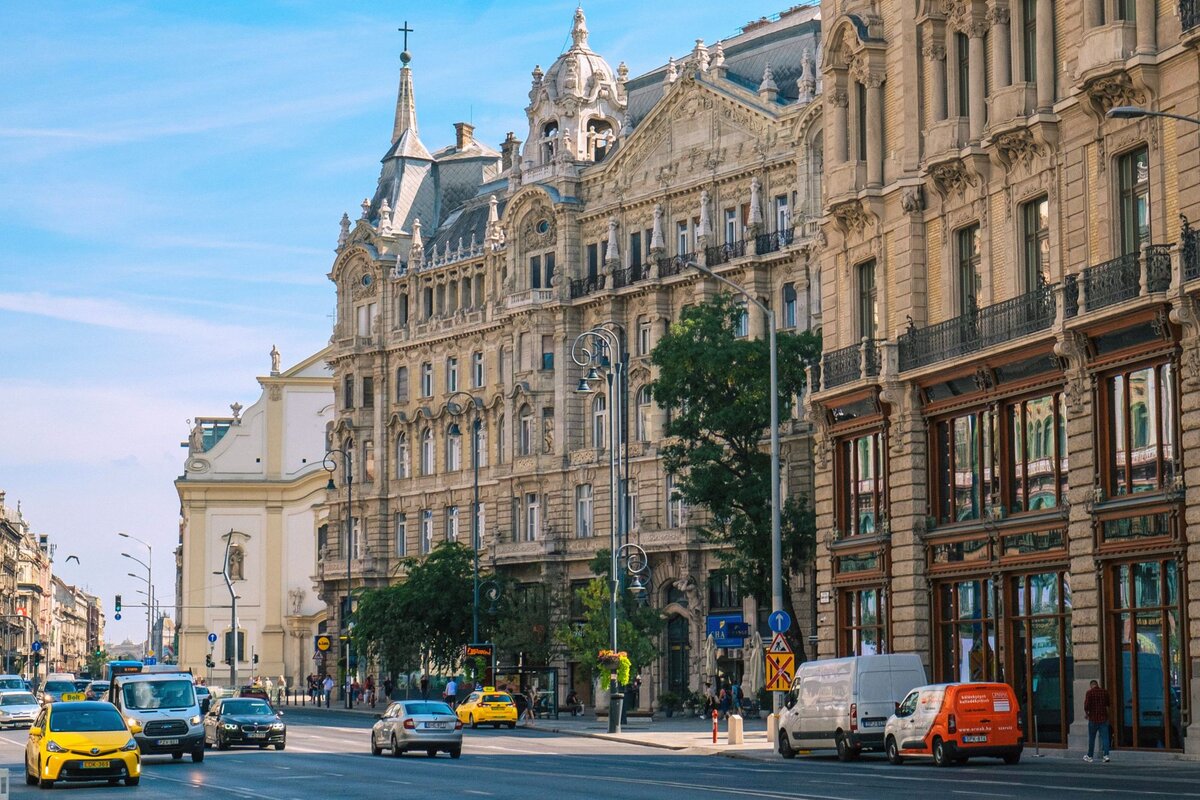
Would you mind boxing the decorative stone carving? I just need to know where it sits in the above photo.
[188,422,204,454]
[900,186,925,214]
[1084,72,1146,117]
[269,385,283,401]
[337,213,351,248]
[650,204,665,252]
[1169,294,1200,388]
[270,345,281,375]
[797,48,816,104]
[986,4,1010,25]
[360,198,370,219]
[830,199,874,234]
[922,43,946,61]
[664,57,678,86]
[993,128,1043,168]
[829,89,849,109]
[230,402,242,421]
[928,159,977,198]
[1053,331,1090,415]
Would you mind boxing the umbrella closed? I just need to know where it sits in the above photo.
[743,631,764,697]
[704,633,717,680]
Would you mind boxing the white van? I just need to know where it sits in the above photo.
[110,671,205,763]
[777,653,927,761]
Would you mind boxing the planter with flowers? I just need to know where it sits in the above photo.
[596,649,631,692]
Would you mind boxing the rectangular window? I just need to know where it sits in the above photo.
[626,479,639,532]
[783,283,798,328]
[957,32,970,117]
[1117,146,1150,256]
[1021,0,1037,82]
[363,440,375,482]
[524,493,539,542]
[530,254,542,289]
[446,357,458,392]
[587,243,599,280]
[840,587,886,656]
[934,408,998,524]
[666,474,686,528]
[343,375,354,409]
[677,221,689,255]
[838,431,883,537]
[707,572,740,610]
[420,509,433,554]
[397,293,409,326]
[935,579,998,682]
[395,513,407,556]
[395,367,409,402]
[1105,362,1176,497]
[857,260,877,339]
[472,352,484,388]
[734,303,749,338]
[362,377,374,408]
[856,81,868,160]
[422,286,433,319]
[1116,0,1135,19]
[445,506,459,542]
[541,335,554,371]
[630,232,642,268]
[223,630,245,664]
[1007,393,1067,514]
[543,251,555,287]
[724,208,737,243]
[510,497,520,544]
[576,484,593,538]
[638,319,651,355]
[356,302,377,337]
[420,362,433,398]
[956,223,982,312]
[775,195,790,233]
[1021,196,1050,291]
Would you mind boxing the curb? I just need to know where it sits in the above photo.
[529,722,775,758]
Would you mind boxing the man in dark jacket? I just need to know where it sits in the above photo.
[1084,679,1111,762]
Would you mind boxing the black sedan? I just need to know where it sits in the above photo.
[203,698,286,751]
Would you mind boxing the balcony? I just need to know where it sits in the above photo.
[1184,217,1200,282]
[569,274,605,299]
[657,253,693,278]
[755,228,795,255]
[705,240,746,267]
[898,283,1055,371]
[826,161,865,203]
[506,288,554,309]
[988,83,1037,125]
[821,339,882,390]
[1075,22,1136,84]
[1185,0,1200,35]
[1064,245,1172,317]
[611,262,648,289]
[925,117,971,160]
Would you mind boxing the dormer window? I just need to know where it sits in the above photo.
[587,119,615,162]
[541,121,559,163]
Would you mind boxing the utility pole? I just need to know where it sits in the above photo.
[219,530,239,690]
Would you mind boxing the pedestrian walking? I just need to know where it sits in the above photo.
[322,674,334,708]
[1084,679,1112,762]
[718,686,731,719]
[443,676,458,708]
[731,681,742,715]
[383,677,394,702]
[419,673,429,700]
[366,675,376,708]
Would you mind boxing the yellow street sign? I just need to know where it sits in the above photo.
[765,652,795,692]
[315,635,332,652]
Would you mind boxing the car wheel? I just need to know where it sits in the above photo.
[173,751,184,760]
[390,735,403,757]
[218,733,231,751]
[371,735,383,756]
[1003,752,1021,765]
[192,746,205,763]
[835,732,859,762]
[450,748,461,759]
[932,737,951,768]
[426,748,437,758]
[469,714,477,729]
[125,777,140,786]
[275,743,285,751]
[25,760,37,785]
[778,729,796,759]
[886,736,904,765]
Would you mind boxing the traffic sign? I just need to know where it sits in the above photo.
[768,610,792,634]
[146,657,157,666]
[30,641,41,653]
[768,633,792,654]
[314,634,332,652]
[208,633,218,644]
[765,652,795,692]
[114,613,121,621]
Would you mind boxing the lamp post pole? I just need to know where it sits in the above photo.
[323,445,353,709]
[447,392,483,648]
[214,530,239,690]
[1107,106,1200,125]
[118,533,153,660]
[685,261,783,714]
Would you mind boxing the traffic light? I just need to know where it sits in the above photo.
[253,653,260,665]
[114,595,122,613]
[205,654,214,669]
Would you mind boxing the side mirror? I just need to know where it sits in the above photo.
[29,726,42,736]
[785,698,796,710]
[375,714,383,720]
[129,722,143,735]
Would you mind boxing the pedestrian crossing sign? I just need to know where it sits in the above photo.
[765,652,795,692]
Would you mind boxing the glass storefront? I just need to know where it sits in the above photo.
[1008,571,1073,745]
[936,578,1000,682]
[840,586,886,656]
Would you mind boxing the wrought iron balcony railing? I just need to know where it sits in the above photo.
[569,273,605,299]
[755,228,796,255]
[898,283,1055,371]
[705,240,746,267]
[822,339,882,389]
[1183,216,1200,282]
[1077,245,1171,312]
[611,262,647,290]
[657,253,692,278]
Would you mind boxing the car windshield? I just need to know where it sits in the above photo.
[89,684,110,693]
[221,700,272,715]
[0,679,24,690]
[1,693,37,705]
[482,694,511,704]
[121,679,195,710]
[402,702,453,715]
[44,682,75,693]
[74,681,90,690]
[49,707,126,732]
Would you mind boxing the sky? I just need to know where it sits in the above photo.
[0,0,799,643]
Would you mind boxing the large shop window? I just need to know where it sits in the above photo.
[1009,571,1074,746]
[935,579,999,682]
[840,587,886,656]
[934,410,997,524]
[1108,558,1185,750]
[837,431,883,536]
[1008,393,1068,513]
[1104,362,1178,497]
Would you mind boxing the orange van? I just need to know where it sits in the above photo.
[884,682,1023,766]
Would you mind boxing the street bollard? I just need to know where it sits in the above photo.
[712,709,718,744]
[727,714,744,745]
[766,712,777,743]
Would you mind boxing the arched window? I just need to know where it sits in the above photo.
[636,386,652,443]
[519,405,534,456]
[587,118,615,162]
[398,434,412,479]
[541,120,559,163]
[420,428,435,475]
[447,424,462,471]
[591,394,607,448]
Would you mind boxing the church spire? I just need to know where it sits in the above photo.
[392,40,418,144]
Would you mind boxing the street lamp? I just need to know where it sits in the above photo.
[323,444,354,709]
[1107,106,1200,125]
[119,533,153,661]
[573,324,628,733]
[684,260,784,715]
[447,391,484,649]
[617,543,651,606]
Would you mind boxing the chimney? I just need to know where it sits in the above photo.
[454,122,475,151]
[501,131,521,171]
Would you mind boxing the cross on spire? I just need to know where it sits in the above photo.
[399,21,413,52]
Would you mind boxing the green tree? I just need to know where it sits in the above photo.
[488,580,557,667]
[650,294,821,655]
[353,583,420,677]
[86,649,107,679]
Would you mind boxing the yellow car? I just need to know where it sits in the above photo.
[25,701,141,788]
[455,688,518,729]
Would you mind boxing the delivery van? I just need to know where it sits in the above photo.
[777,653,927,761]
[110,670,205,763]
[884,682,1023,766]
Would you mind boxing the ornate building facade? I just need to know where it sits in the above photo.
[322,7,824,707]
[808,0,1200,755]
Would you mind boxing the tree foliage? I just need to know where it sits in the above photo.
[650,295,821,626]
[489,579,557,667]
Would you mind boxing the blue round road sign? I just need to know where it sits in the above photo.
[208,633,218,644]
[768,610,792,634]
[114,613,121,621]
[30,641,42,653]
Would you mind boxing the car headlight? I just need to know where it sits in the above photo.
[46,740,66,753]
[121,738,138,751]
[190,715,201,726]
[126,717,138,729]
[223,723,239,730]
[271,722,285,730]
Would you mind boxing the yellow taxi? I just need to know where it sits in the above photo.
[26,701,141,788]
[455,688,518,729]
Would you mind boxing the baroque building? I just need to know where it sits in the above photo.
[808,0,1200,755]
[323,7,824,708]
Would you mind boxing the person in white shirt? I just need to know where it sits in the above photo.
[444,677,458,708]
[321,674,334,708]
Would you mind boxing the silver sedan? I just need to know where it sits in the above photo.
[370,700,462,758]
[0,691,40,728]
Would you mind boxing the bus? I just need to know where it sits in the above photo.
[105,660,143,681]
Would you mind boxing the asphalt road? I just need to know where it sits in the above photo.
[0,707,1196,799]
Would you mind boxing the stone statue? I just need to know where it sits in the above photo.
[270,345,281,374]
[228,544,245,581]
[288,588,304,615]
[189,422,204,453]
[542,416,554,453]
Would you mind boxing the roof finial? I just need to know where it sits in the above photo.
[392,23,418,143]
[571,6,589,50]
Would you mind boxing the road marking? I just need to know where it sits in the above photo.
[463,792,492,797]
[470,744,559,755]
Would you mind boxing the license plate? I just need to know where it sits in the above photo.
[423,722,450,729]
[157,738,179,746]
[861,719,885,728]
[82,761,111,769]
[247,732,266,738]
[962,735,987,743]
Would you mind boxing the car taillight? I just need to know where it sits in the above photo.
[403,719,416,730]
[455,720,463,730]
[849,703,858,732]
[947,713,956,734]
[1017,713,1024,732]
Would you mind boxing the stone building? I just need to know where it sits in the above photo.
[0,491,53,678]
[175,348,334,686]
[323,7,824,707]
[807,0,1200,755]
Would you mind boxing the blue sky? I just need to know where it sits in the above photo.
[0,0,797,643]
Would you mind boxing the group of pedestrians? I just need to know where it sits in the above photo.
[305,673,335,707]
[703,680,743,719]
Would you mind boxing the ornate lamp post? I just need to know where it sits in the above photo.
[323,444,353,709]
[447,392,484,646]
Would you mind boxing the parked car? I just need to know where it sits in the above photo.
[372,700,461,758]
[777,653,928,761]
[0,691,41,728]
[0,674,27,692]
[455,689,518,729]
[885,682,1023,767]
[39,680,79,705]
[85,682,111,701]
[195,685,211,714]
[203,698,285,751]
[24,700,142,788]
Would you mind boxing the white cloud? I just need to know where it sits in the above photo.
[0,292,260,342]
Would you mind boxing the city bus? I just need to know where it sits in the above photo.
[105,660,143,681]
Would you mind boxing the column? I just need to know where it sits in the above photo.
[830,82,849,164]
[968,24,988,141]
[924,43,948,121]
[1035,0,1055,111]
[866,76,884,187]
[989,5,1011,88]
[1135,0,1156,54]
